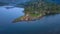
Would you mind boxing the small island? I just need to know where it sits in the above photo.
[13,0,60,22]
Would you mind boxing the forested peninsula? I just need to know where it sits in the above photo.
[13,0,60,22]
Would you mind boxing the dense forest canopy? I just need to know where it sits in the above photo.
[13,0,60,22]
[22,0,60,14]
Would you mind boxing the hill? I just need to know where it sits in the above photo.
[13,0,60,22]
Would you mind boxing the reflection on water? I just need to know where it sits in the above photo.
[0,6,60,34]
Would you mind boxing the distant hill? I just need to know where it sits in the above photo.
[0,0,60,8]
[0,0,30,6]
[0,2,9,6]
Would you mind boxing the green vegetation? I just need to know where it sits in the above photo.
[14,0,60,22]
[21,0,60,18]
[23,0,60,14]
[30,13,40,17]
[13,16,24,22]
[16,0,60,14]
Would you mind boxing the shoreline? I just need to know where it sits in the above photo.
[13,12,60,23]
[13,13,46,23]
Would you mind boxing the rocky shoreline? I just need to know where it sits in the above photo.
[13,13,46,23]
[13,11,59,23]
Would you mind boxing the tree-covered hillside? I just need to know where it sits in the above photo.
[13,0,60,22]
[23,0,60,14]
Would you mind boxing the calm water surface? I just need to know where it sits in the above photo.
[0,6,60,34]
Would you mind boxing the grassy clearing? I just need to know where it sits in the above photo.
[30,13,42,17]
